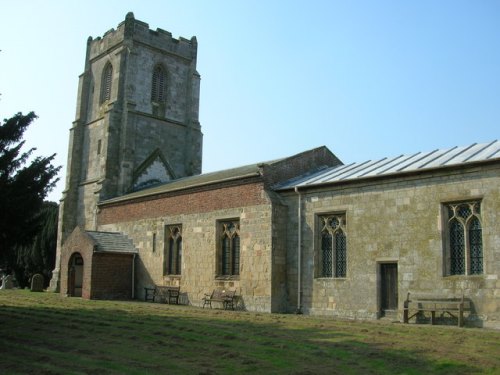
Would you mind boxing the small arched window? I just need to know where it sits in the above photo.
[100,63,113,103]
[219,220,240,276]
[468,216,483,274]
[449,218,465,275]
[165,225,182,275]
[151,65,166,103]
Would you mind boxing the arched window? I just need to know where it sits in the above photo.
[319,214,347,278]
[100,63,113,103]
[219,220,240,276]
[334,229,347,278]
[445,201,483,275]
[449,219,465,275]
[469,216,483,274]
[165,225,182,275]
[321,231,333,278]
[151,65,166,103]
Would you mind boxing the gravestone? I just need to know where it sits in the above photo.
[31,274,44,292]
[0,275,13,289]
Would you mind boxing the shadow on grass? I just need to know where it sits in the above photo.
[0,292,488,375]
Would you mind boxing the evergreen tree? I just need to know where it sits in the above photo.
[0,112,61,274]
[14,202,58,288]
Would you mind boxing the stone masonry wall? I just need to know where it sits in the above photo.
[284,164,500,327]
[98,182,280,312]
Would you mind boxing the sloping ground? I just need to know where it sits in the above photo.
[0,290,498,374]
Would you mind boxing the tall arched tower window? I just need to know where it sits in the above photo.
[151,65,166,103]
[100,63,113,103]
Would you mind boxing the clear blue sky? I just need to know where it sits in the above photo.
[1,1,499,202]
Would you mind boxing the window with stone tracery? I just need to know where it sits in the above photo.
[100,63,113,103]
[218,220,240,277]
[164,225,182,276]
[318,213,347,278]
[444,201,483,276]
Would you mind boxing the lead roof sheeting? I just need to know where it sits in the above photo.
[278,140,500,189]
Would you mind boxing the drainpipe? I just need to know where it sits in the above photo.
[294,187,303,314]
[131,253,136,299]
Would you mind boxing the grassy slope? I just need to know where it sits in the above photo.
[0,290,499,374]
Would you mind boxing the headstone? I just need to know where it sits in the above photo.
[31,274,44,292]
[0,275,13,290]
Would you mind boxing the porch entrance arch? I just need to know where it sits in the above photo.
[68,253,84,297]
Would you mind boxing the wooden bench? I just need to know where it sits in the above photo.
[144,286,180,304]
[403,293,470,327]
[202,288,236,310]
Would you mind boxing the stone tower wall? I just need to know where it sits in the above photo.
[50,13,202,291]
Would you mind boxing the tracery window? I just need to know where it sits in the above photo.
[100,63,113,103]
[151,65,166,103]
[445,201,483,275]
[318,214,347,278]
[219,220,240,277]
[164,225,182,275]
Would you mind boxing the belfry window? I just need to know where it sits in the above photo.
[164,225,182,275]
[445,201,483,276]
[100,63,113,103]
[151,65,166,103]
[218,220,240,277]
[318,214,347,278]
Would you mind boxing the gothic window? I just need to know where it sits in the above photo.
[445,201,483,275]
[100,63,113,103]
[151,65,166,103]
[318,214,347,278]
[164,225,182,275]
[219,220,240,277]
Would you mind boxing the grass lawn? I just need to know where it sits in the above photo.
[0,290,499,374]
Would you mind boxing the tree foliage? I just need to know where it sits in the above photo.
[0,112,61,272]
[13,201,59,287]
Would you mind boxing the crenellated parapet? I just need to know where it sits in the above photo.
[88,12,197,62]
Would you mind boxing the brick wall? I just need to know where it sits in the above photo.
[262,146,341,187]
[98,181,268,225]
[60,227,94,299]
[91,253,134,300]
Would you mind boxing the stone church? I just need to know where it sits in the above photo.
[50,13,500,328]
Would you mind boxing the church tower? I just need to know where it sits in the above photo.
[50,13,202,290]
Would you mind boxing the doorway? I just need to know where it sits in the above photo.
[380,263,398,317]
[68,253,84,297]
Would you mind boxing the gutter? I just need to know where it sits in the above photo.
[294,186,303,314]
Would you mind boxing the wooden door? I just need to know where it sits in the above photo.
[380,263,398,313]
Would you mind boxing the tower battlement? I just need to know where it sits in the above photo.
[89,12,197,62]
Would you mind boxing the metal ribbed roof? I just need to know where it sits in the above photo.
[86,231,138,254]
[277,140,500,190]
